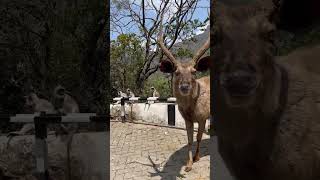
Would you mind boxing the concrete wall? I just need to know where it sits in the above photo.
[0,132,108,180]
[110,102,209,130]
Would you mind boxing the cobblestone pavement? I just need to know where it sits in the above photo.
[111,121,210,180]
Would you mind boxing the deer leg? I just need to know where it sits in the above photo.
[194,120,206,162]
[185,120,194,172]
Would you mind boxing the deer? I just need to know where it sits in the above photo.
[157,17,211,172]
[211,2,320,180]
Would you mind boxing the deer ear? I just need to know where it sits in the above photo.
[159,59,176,73]
[195,56,211,72]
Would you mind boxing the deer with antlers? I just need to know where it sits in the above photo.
[157,18,211,172]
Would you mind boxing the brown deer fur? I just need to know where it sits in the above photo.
[157,15,210,172]
[212,2,320,180]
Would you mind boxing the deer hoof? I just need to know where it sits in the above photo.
[193,154,200,162]
[184,166,192,172]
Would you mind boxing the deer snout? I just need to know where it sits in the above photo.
[222,70,257,96]
[179,82,192,93]
[227,70,253,83]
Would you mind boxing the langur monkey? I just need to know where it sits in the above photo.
[6,92,57,147]
[52,85,80,179]
[118,91,127,98]
[126,88,135,98]
[51,85,79,136]
[115,91,127,104]
[52,85,79,114]
[151,87,160,97]
[7,92,57,136]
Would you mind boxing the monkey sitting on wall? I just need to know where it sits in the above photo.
[126,88,135,98]
[52,85,80,114]
[150,86,160,103]
[51,85,80,135]
[51,85,81,178]
[118,91,127,98]
[150,86,160,97]
[7,92,57,137]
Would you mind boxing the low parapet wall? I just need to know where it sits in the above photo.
[0,132,108,180]
[110,103,209,130]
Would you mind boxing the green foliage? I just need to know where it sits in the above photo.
[176,48,193,58]
[48,33,82,90]
[111,33,145,93]
[196,70,210,79]
[276,25,320,56]
[166,19,208,40]
[0,0,105,113]
[143,73,172,97]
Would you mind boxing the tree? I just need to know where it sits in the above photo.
[110,33,144,93]
[111,0,209,92]
[0,0,106,113]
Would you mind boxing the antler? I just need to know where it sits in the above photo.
[192,37,210,66]
[157,11,209,66]
[157,13,178,65]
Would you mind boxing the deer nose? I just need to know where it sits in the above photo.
[225,70,254,85]
[179,83,191,91]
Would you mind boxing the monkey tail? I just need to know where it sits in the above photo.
[6,136,14,149]
[66,130,76,180]
[6,132,22,149]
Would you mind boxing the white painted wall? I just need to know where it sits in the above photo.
[110,103,209,130]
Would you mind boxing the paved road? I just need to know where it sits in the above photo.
[110,121,210,180]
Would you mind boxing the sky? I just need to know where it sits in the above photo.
[110,0,210,40]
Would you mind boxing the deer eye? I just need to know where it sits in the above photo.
[175,71,180,76]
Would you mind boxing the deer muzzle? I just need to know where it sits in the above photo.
[179,82,192,94]
[221,70,258,97]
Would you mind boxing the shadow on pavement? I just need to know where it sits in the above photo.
[149,138,211,180]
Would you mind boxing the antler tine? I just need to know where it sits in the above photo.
[192,37,210,65]
[157,12,178,65]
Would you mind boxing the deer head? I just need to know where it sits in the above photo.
[157,19,210,96]
[212,3,276,108]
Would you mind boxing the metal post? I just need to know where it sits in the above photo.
[120,97,126,123]
[34,112,49,180]
[90,114,109,131]
[167,104,175,126]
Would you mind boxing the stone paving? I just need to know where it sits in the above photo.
[110,121,210,180]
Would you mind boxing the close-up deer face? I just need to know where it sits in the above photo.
[157,24,210,96]
[213,11,276,107]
